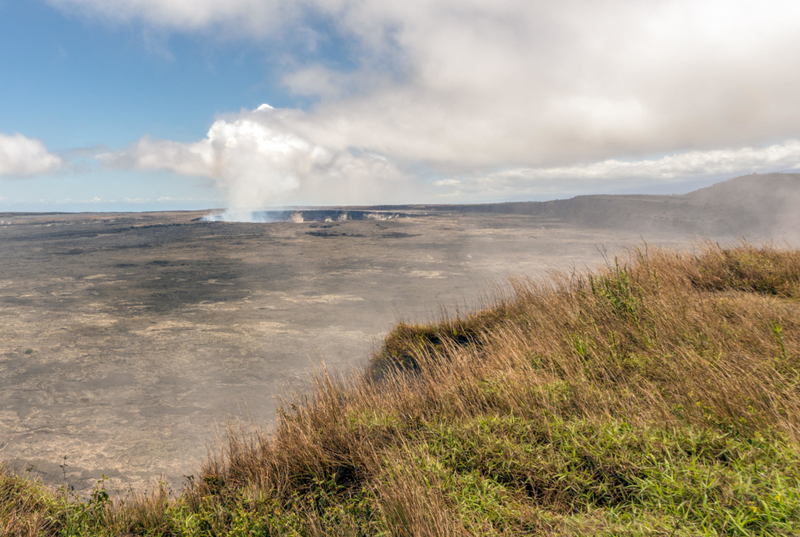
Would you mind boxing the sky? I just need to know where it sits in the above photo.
[2,0,800,213]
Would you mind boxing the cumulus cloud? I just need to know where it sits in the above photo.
[52,0,800,206]
[447,140,800,200]
[48,0,800,170]
[0,133,63,177]
[97,104,416,210]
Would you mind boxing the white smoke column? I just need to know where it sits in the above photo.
[98,105,315,222]
[204,104,332,220]
[99,104,414,221]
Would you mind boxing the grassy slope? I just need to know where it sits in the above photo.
[3,243,800,536]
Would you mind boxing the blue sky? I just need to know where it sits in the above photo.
[0,0,296,211]
[2,0,800,213]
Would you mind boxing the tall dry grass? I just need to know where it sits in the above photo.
[183,242,800,534]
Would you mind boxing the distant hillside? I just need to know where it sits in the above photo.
[416,173,800,235]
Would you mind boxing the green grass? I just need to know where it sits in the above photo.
[410,416,800,534]
[3,242,800,535]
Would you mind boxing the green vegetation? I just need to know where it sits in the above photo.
[3,242,800,535]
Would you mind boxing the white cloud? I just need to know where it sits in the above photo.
[0,133,63,177]
[445,140,800,199]
[47,0,800,171]
[51,0,800,204]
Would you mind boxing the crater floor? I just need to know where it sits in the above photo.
[0,210,691,495]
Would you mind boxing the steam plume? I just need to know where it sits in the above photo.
[97,104,416,221]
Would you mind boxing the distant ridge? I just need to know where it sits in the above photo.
[374,173,799,236]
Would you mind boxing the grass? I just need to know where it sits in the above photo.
[3,241,800,535]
